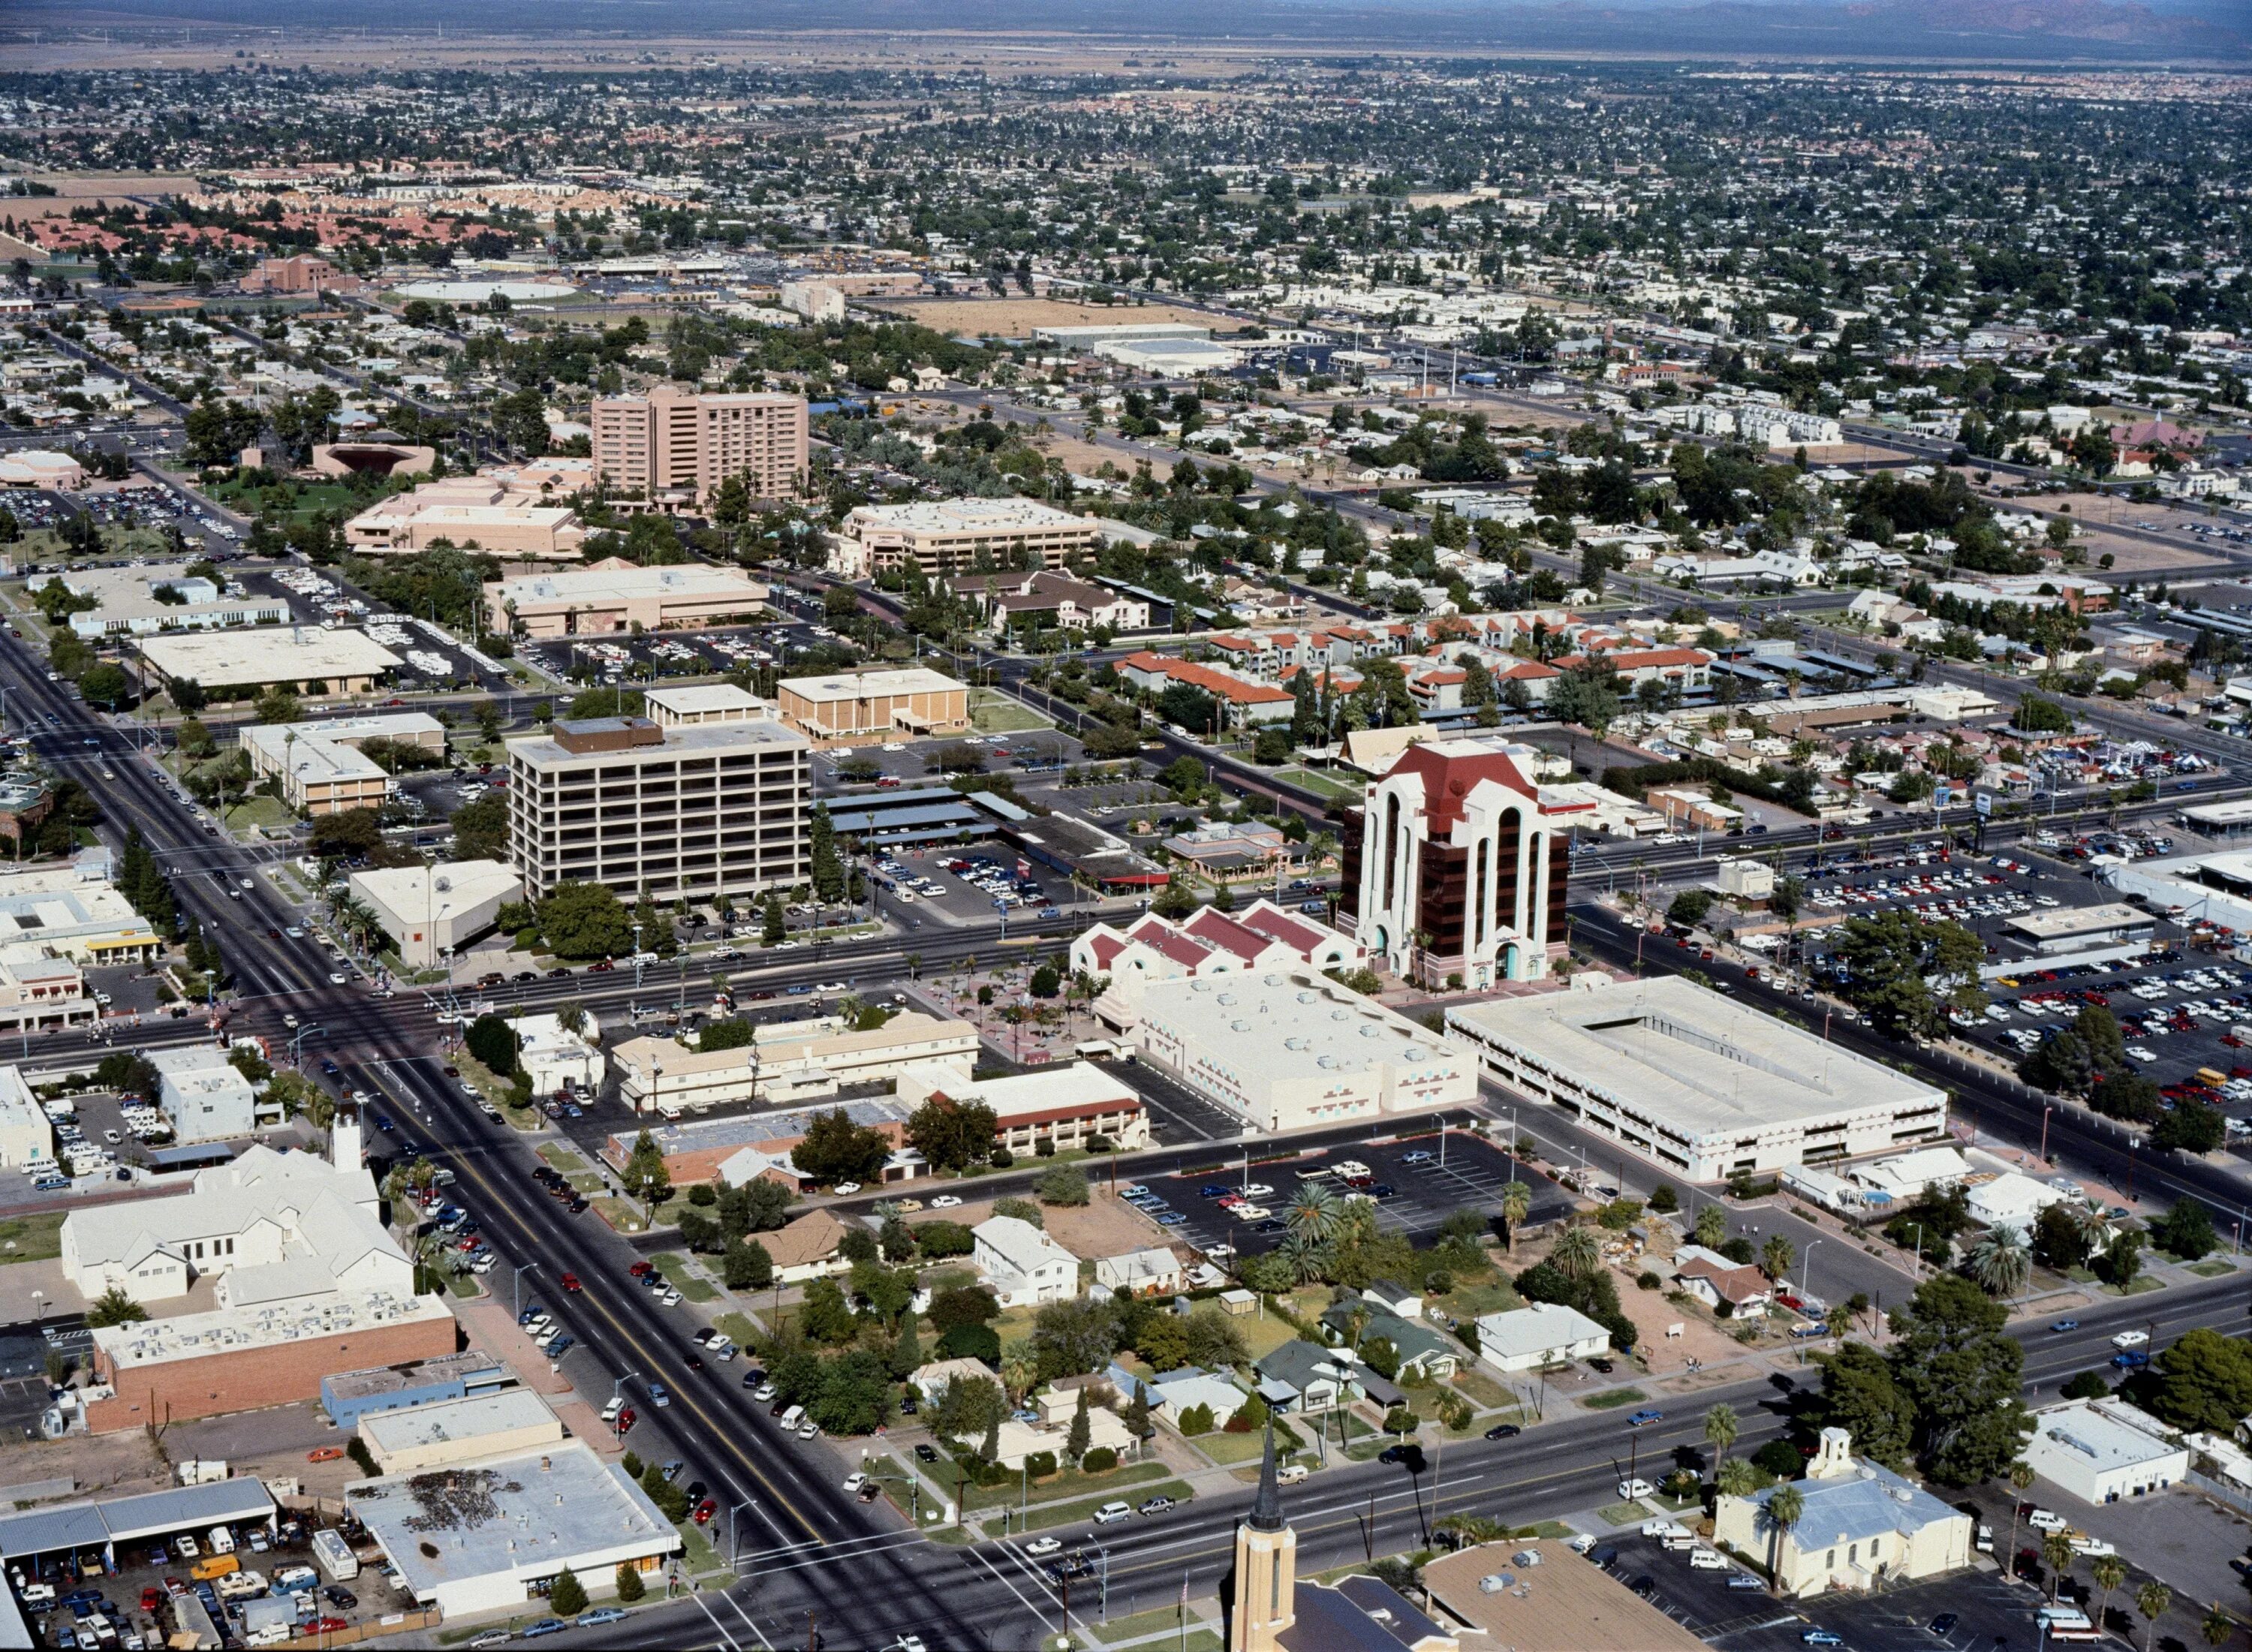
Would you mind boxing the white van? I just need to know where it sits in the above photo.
[208,1526,236,1554]
[778,1404,805,1431]
[1688,1548,1728,1569]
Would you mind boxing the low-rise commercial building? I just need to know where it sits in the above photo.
[506,1012,605,1097]
[0,950,92,1036]
[2024,1397,2188,1506]
[320,1352,507,1430]
[347,1443,679,1618]
[775,667,971,746]
[605,1097,914,1188]
[833,498,1102,579]
[34,564,288,639]
[149,1045,274,1144]
[894,1061,1150,1157]
[345,474,589,558]
[1714,1428,1972,1598]
[613,1011,980,1114]
[1447,976,1949,1182]
[485,558,769,639]
[242,711,447,816]
[136,628,402,698]
[0,859,162,964]
[1132,969,1474,1134]
[505,714,810,905]
[0,1065,49,1169]
[1076,901,1363,1031]
[1424,1542,1703,1652]
[952,570,1150,634]
[360,1390,566,1476]
[348,859,524,970]
[2002,902,2157,957]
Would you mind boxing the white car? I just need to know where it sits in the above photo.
[1023,1536,1062,1557]
[2027,1509,2069,1533]
[842,1473,869,1494]
[1240,1181,1274,1198]
[931,1195,962,1209]
[833,1182,862,1196]
[1618,1479,1655,1500]
[2068,1536,2116,1557]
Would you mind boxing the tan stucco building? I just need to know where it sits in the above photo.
[485,558,769,639]
[590,386,808,508]
[1713,1428,1974,1598]
[775,667,970,746]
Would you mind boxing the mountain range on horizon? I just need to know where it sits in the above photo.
[32,0,2252,59]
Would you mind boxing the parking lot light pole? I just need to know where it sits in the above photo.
[1799,1240,1822,1304]
[512,1262,540,1322]
[728,1497,754,1569]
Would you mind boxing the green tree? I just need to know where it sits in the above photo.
[905,1096,998,1173]
[1066,1385,1092,1463]
[790,1107,892,1187]
[2139,1583,2174,1652]
[1036,1164,1090,1206]
[85,1286,148,1328]
[762,891,787,946]
[2154,1328,2252,1434]
[722,1239,773,1291]
[2152,1199,2218,1261]
[1703,1402,1739,1484]
[808,803,846,904]
[2156,1101,2226,1154]
[1886,1274,2031,1485]
[1762,1484,1805,1599]
[450,792,510,862]
[622,1130,671,1205]
[1967,1229,2031,1299]
[546,1569,586,1617]
[537,881,634,960]
[615,1563,646,1603]
[1812,1341,1916,1470]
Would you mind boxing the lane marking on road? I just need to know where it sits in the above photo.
[688,1588,744,1651]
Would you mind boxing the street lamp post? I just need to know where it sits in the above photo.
[512,1262,540,1322]
[1799,1239,1822,1304]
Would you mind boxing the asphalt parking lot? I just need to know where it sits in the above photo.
[873,840,1080,928]
[1136,1133,1577,1258]
[1600,1530,2038,1652]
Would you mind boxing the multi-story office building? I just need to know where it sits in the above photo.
[589,386,808,509]
[775,667,971,746]
[504,705,809,905]
[832,498,1103,579]
[1341,736,1585,988]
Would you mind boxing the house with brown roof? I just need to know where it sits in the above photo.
[1669,1244,1773,1316]
[763,1209,854,1285]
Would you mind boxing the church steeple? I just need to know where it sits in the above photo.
[1249,1416,1287,1532]
[1230,1416,1297,1652]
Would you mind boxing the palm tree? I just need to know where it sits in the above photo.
[1279,1231,1332,1286]
[1550,1224,1601,1281]
[1823,1303,1851,1341]
[2004,1462,2035,1578]
[1759,1234,1796,1284]
[1969,1229,2032,1300]
[1694,1203,1730,1250]
[2092,1555,2127,1635]
[1703,1403,1739,1485]
[2140,1582,2175,1652]
[1763,1485,1805,1596]
[1500,1181,1531,1255]
[2202,1602,2237,1649]
[1716,1458,1760,1499]
[2042,1530,2076,1603]
[1286,1184,1346,1249]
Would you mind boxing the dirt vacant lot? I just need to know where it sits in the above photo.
[865,296,1225,338]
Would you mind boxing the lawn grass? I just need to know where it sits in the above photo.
[1237,1309,1303,1364]
[715,1310,763,1347]
[1581,1387,1650,1411]
[969,687,1052,734]
[1451,1370,1514,1411]
[537,1142,604,1193]
[0,1212,65,1265]
[651,1252,718,1303]
[963,1458,1169,1514]
[2186,1258,2239,1277]
[1437,1278,1523,1321]
[1596,1500,1651,1527]
[1194,1424,1302,1466]
[1013,1478,1192,1534]
[447,1271,483,1298]
[671,1518,733,1580]
[222,795,293,833]
[1274,766,1361,802]
[1092,1608,1219,1648]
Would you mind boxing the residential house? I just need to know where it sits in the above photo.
[1094,1248,1183,1297]
[763,1210,853,1285]
[1669,1245,1773,1316]
[1149,1365,1251,1429]
[1253,1340,1369,1414]
[1318,1298,1462,1380]
[1473,1301,1612,1374]
[974,1214,1078,1307]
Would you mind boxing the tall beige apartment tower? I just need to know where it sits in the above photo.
[590,385,809,509]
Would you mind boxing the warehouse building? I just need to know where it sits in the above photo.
[832,498,1102,579]
[484,558,769,639]
[242,710,447,816]
[1447,976,1950,1182]
[2103,848,2252,934]
[775,667,971,746]
[361,1390,566,1475]
[504,712,810,905]
[1131,970,1474,1133]
[0,1480,277,1577]
[321,1352,507,1429]
[348,859,524,970]
[136,628,402,697]
[34,563,288,639]
[2023,1398,2188,1506]
[348,1441,679,1618]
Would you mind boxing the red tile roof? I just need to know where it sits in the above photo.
[1390,741,1542,832]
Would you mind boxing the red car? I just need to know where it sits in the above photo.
[616,1409,637,1436]
[309,1617,348,1635]
[140,1587,164,1613]
[562,1273,583,1292]
[589,960,616,973]
[693,1498,717,1525]
[629,1261,655,1279]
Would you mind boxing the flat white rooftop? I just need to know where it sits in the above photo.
[489,564,766,606]
[138,628,402,687]
[348,859,523,920]
[848,498,1100,534]
[779,667,964,702]
[2004,902,2155,943]
[1140,970,1462,1085]
[359,1389,561,1459]
[1447,976,1946,1139]
[645,682,772,718]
